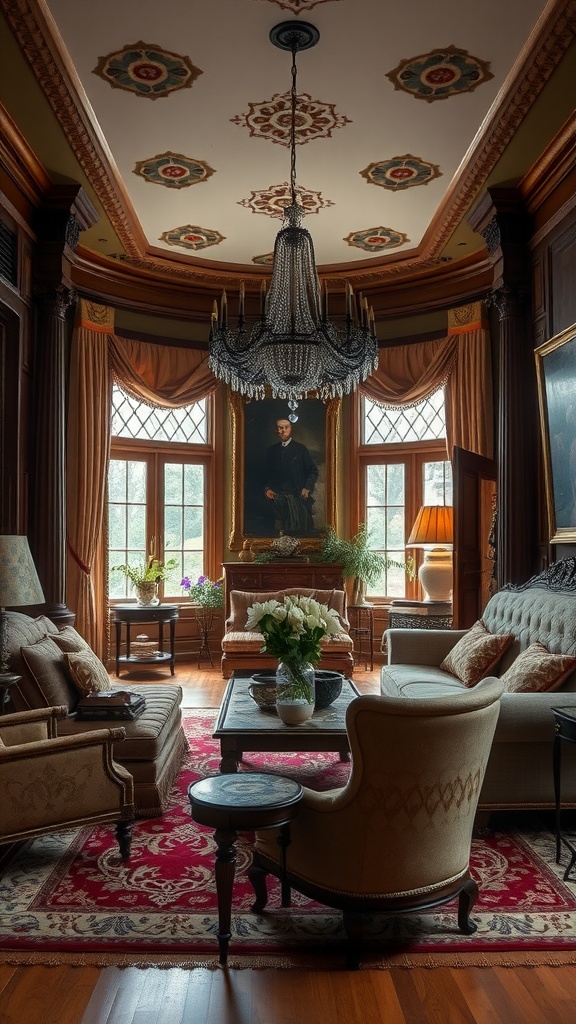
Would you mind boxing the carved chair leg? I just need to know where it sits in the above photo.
[116,820,132,860]
[342,911,365,970]
[457,878,479,935]
[248,853,270,913]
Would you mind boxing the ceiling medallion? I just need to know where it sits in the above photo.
[208,20,378,402]
[231,91,350,145]
[93,41,203,99]
[159,225,225,251]
[361,154,442,191]
[252,253,275,266]
[134,152,214,189]
[238,182,333,218]
[345,227,409,252]
[386,45,493,102]
[259,0,338,12]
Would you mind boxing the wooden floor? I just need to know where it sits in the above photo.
[2,662,576,1024]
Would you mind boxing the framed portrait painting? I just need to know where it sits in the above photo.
[229,394,340,551]
[535,323,576,543]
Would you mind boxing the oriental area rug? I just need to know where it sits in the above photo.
[2,712,576,970]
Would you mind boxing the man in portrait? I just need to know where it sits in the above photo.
[263,417,319,536]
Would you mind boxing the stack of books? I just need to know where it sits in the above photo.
[75,690,146,721]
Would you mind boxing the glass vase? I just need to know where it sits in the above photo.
[275,660,315,726]
[134,582,159,606]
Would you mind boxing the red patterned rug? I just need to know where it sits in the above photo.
[2,712,576,969]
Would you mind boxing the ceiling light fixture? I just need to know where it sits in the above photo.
[208,20,379,401]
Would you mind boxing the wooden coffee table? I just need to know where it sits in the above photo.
[213,671,361,773]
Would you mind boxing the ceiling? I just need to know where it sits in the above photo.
[1,0,575,295]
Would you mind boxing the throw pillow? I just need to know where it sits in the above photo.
[440,620,514,688]
[65,649,112,696]
[20,635,76,707]
[51,625,92,654]
[500,642,576,693]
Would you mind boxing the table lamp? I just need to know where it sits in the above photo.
[406,506,453,602]
[0,535,45,676]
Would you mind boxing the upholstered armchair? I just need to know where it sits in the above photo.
[0,706,135,859]
[249,676,505,967]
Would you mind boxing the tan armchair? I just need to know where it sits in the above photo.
[0,706,135,859]
[249,676,505,967]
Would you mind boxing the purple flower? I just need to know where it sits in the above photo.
[180,577,191,589]
[197,575,208,584]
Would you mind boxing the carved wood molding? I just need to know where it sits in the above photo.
[502,557,576,592]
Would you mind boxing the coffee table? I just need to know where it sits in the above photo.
[213,671,361,773]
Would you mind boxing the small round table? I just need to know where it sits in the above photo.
[188,772,303,965]
[111,604,179,677]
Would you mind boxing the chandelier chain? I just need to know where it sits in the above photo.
[290,44,298,207]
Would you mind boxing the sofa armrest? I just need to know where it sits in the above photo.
[0,705,68,744]
[386,628,467,666]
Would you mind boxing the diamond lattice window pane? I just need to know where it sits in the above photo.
[111,386,207,443]
[363,390,446,445]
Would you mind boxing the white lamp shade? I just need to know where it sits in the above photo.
[0,536,45,606]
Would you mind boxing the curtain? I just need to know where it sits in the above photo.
[67,301,218,657]
[359,300,492,460]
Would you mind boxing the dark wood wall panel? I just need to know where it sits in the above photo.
[548,218,576,339]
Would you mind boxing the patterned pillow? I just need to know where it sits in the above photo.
[65,650,112,696]
[51,625,92,654]
[21,635,77,707]
[440,620,514,687]
[500,642,576,693]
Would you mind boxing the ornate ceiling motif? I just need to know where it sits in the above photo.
[230,91,350,145]
[134,152,214,188]
[238,182,334,218]
[361,155,442,191]
[252,253,275,266]
[258,0,339,12]
[345,227,409,252]
[386,45,493,102]
[93,41,203,99]
[159,225,225,250]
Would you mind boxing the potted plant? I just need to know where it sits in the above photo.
[319,524,413,605]
[111,555,178,606]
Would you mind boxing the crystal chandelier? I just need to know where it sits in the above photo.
[208,20,379,402]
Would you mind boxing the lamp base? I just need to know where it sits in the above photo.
[418,548,453,603]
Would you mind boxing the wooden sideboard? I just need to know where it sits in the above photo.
[222,562,345,617]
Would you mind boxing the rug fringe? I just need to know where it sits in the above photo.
[3,950,576,970]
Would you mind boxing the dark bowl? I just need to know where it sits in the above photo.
[314,670,343,709]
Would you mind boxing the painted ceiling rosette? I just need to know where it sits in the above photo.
[345,227,409,252]
[134,153,214,188]
[160,225,225,251]
[93,41,203,99]
[257,0,339,11]
[252,252,275,266]
[386,45,493,102]
[239,183,334,218]
[231,91,350,145]
[361,155,442,191]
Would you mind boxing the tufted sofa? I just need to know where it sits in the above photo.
[221,587,355,678]
[381,559,576,810]
[5,611,187,818]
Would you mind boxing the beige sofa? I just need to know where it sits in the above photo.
[5,611,187,818]
[381,559,576,810]
[221,587,355,678]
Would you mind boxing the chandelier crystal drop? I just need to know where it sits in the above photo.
[208,20,379,402]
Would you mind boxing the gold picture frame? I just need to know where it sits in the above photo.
[535,322,576,543]
[229,393,340,551]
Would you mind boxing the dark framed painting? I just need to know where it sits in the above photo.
[229,394,340,551]
[535,323,576,543]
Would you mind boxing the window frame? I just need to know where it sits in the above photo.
[350,394,451,603]
[108,393,219,605]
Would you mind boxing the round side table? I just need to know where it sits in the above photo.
[188,772,302,965]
